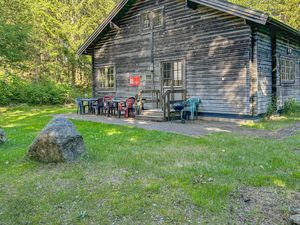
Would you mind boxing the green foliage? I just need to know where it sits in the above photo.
[0,23,33,65]
[265,97,278,119]
[264,97,300,119]
[0,0,299,99]
[280,98,300,116]
[0,74,89,105]
[0,0,34,66]
[0,0,118,89]
[229,0,300,30]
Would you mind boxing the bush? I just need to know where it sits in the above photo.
[0,74,88,105]
[280,98,300,116]
[265,96,277,119]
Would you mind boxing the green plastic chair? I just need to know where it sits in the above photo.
[181,97,201,121]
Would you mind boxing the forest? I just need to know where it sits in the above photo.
[0,0,299,105]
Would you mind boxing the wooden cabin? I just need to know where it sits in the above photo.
[78,0,300,120]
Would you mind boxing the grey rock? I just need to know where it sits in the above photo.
[290,208,300,215]
[27,116,86,162]
[0,128,7,144]
[291,214,300,225]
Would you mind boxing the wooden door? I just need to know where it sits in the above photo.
[161,60,185,101]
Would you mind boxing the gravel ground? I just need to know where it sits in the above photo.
[60,113,300,139]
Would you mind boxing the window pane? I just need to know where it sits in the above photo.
[101,68,106,88]
[290,61,295,81]
[98,69,102,88]
[153,10,163,27]
[98,67,115,88]
[281,59,295,82]
[162,61,183,87]
[174,62,178,71]
[174,70,178,81]
[162,62,172,86]
[174,61,182,86]
[108,67,114,88]
[142,13,150,29]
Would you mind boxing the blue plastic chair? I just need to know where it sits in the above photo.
[75,98,87,115]
[91,98,104,115]
[181,97,201,121]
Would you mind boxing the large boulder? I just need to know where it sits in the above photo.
[27,116,86,162]
[291,214,300,225]
[0,128,7,144]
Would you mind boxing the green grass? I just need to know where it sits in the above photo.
[0,105,299,224]
[242,113,300,131]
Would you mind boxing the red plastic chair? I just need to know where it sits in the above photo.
[118,97,135,118]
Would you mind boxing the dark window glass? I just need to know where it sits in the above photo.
[163,62,172,86]
[98,67,115,88]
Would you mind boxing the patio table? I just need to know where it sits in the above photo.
[105,97,134,117]
[79,98,98,114]
[108,98,128,117]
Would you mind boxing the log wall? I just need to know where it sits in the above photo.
[93,0,255,115]
[276,35,300,108]
[252,27,300,115]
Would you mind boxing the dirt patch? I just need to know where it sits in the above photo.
[229,187,300,225]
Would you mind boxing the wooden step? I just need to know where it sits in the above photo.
[135,115,166,122]
[140,109,164,117]
[136,109,180,122]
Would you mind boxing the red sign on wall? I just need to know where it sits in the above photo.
[130,75,141,87]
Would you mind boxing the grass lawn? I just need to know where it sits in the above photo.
[0,105,299,224]
[242,114,300,131]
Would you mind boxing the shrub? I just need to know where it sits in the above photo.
[265,96,277,119]
[280,98,300,116]
[0,73,88,106]
[24,81,66,105]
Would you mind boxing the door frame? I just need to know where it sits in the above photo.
[160,58,186,99]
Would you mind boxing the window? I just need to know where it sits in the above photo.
[153,9,163,27]
[142,12,151,30]
[280,58,295,83]
[163,62,172,86]
[141,8,164,30]
[173,61,183,86]
[97,66,115,89]
[162,60,183,87]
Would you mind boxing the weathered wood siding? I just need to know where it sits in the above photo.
[252,29,272,115]
[251,27,300,115]
[276,35,300,107]
[93,0,253,115]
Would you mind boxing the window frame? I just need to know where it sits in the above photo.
[96,65,116,91]
[152,8,164,28]
[161,59,184,88]
[141,12,151,30]
[140,7,164,31]
[280,57,296,85]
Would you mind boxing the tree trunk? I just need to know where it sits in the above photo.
[34,54,41,83]
[71,64,76,87]
[4,65,8,84]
